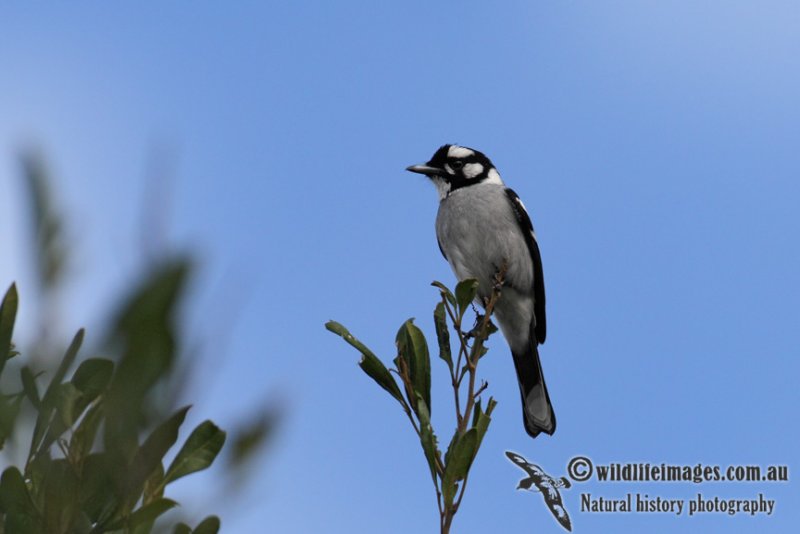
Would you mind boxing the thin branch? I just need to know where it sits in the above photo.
[457,264,506,437]
[454,471,471,511]
[440,295,463,424]
[473,380,489,400]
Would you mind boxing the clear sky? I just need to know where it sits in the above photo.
[1,2,798,533]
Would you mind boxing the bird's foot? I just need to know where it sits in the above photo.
[465,313,498,339]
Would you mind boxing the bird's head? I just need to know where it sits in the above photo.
[407,144,503,199]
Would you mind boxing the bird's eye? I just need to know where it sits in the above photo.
[450,160,464,170]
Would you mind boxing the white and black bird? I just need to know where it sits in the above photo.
[407,144,555,438]
[506,451,572,531]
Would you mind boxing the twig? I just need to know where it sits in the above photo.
[457,265,505,436]
[473,380,489,400]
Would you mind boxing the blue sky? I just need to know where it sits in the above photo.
[1,2,798,532]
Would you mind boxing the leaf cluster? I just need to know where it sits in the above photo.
[0,275,225,534]
[326,277,504,534]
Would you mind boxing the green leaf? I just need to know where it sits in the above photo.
[21,153,66,291]
[395,319,431,415]
[41,459,79,533]
[78,453,117,525]
[193,515,221,534]
[71,512,93,534]
[455,279,479,317]
[0,394,23,450]
[104,259,189,441]
[449,429,478,480]
[127,406,191,501]
[0,283,18,377]
[118,497,177,532]
[471,397,497,454]
[113,259,190,338]
[431,281,456,308]
[45,329,85,400]
[20,367,41,408]
[64,359,113,434]
[441,428,478,508]
[51,382,82,431]
[228,409,278,469]
[441,478,457,509]
[415,395,439,485]
[31,329,85,456]
[326,321,404,405]
[71,358,114,402]
[0,467,32,512]
[443,432,458,470]
[0,467,39,532]
[486,397,498,417]
[415,394,431,427]
[471,398,482,428]
[103,262,187,466]
[26,451,51,513]
[69,401,104,459]
[173,523,193,534]
[433,302,452,371]
[164,420,226,486]
[142,463,165,505]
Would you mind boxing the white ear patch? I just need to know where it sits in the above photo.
[484,168,503,185]
[447,145,475,158]
[462,163,484,179]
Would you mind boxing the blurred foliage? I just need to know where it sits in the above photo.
[327,274,504,534]
[0,282,224,533]
[0,151,279,532]
[19,154,66,293]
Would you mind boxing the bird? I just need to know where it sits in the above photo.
[505,451,572,531]
[406,144,555,438]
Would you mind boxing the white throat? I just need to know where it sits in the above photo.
[431,176,452,200]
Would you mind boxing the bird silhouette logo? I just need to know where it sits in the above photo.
[506,451,573,532]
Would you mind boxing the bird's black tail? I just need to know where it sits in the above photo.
[511,342,556,438]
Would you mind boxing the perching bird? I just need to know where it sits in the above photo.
[505,451,572,531]
[407,144,555,438]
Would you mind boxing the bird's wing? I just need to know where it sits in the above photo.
[505,451,544,478]
[504,188,547,343]
[437,236,448,261]
[540,485,572,531]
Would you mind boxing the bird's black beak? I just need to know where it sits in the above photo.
[406,163,444,176]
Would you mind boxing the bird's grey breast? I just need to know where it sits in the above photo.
[435,184,533,297]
